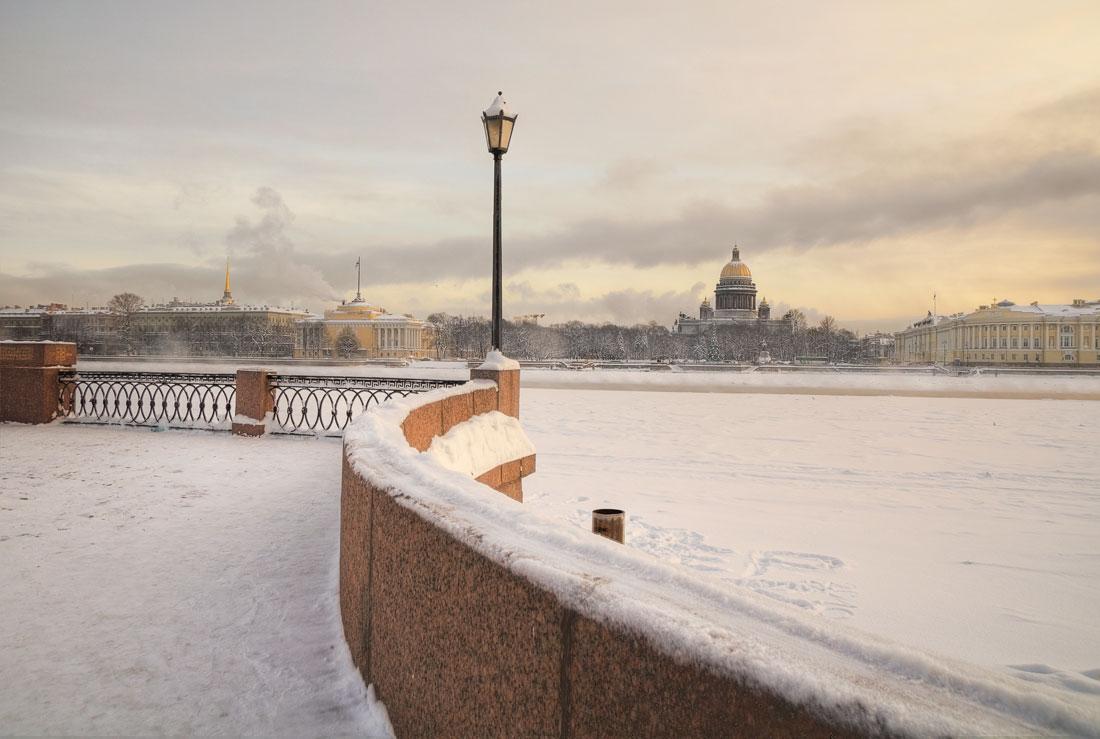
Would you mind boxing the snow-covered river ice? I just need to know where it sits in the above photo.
[523,388,1100,695]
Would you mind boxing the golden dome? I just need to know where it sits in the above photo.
[721,261,752,279]
[720,246,751,279]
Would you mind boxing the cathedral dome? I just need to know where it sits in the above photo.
[720,246,751,280]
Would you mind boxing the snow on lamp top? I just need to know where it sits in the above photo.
[482,91,517,155]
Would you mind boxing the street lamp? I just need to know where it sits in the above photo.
[482,91,517,351]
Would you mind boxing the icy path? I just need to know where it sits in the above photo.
[0,425,393,737]
[523,389,1100,699]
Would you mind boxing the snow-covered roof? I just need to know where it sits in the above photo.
[139,304,309,315]
[0,307,47,315]
[999,302,1100,316]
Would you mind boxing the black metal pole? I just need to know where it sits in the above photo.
[492,152,503,351]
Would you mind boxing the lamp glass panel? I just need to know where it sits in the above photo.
[484,116,503,151]
[499,118,514,151]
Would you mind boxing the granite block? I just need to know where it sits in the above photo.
[500,459,521,484]
[0,342,76,368]
[0,366,60,423]
[566,614,858,738]
[519,453,537,477]
[472,386,498,416]
[475,465,502,488]
[368,486,563,737]
[402,401,443,452]
[498,479,523,501]
[339,452,373,673]
[441,392,474,435]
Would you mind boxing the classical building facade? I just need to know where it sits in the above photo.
[895,298,1100,366]
[2,265,309,356]
[294,295,434,360]
[674,246,790,336]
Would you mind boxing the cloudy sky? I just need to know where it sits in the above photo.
[1,1,1098,332]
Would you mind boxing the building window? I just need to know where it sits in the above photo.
[1061,334,1074,349]
[1000,338,1007,348]
[1011,338,1018,348]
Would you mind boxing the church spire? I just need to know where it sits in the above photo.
[222,257,234,304]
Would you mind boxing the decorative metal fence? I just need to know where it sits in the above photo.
[268,374,463,434]
[56,370,463,434]
[58,371,236,427]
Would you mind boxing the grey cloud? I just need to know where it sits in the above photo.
[0,188,340,309]
[0,263,223,309]
[157,137,1100,303]
[599,158,668,189]
[496,280,708,325]
[1026,85,1100,124]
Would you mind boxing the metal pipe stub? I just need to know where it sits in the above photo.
[592,509,625,544]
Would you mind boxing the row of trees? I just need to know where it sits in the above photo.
[427,311,863,364]
[50,293,296,357]
[46,292,861,362]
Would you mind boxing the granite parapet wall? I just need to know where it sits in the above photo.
[399,367,531,500]
[339,376,871,738]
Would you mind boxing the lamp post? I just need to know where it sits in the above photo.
[481,91,517,351]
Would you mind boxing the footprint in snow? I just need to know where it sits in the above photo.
[742,550,856,619]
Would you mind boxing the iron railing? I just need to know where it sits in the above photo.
[268,374,463,434]
[58,371,237,427]
[56,370,462,433]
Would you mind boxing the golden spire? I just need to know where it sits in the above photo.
[222,257,233,303]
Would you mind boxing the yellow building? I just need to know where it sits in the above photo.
[295,296,435,360]
[895,298,1100,366]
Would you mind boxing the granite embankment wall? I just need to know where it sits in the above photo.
[338,369,863,738]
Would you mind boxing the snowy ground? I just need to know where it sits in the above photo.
[522,388,1100,698]
[0,425,393,737]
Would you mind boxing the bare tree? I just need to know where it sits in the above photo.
[107,292,144,355]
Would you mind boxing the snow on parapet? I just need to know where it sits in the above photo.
[427,411,534,478]
[343,383,1100,737]
[478,350,520,371]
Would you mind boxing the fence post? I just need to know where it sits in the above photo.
[470,362,521,418]
[0,341,77,423]
[232,368,274,436]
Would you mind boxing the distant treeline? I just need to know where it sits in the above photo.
[427,311,866,363]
